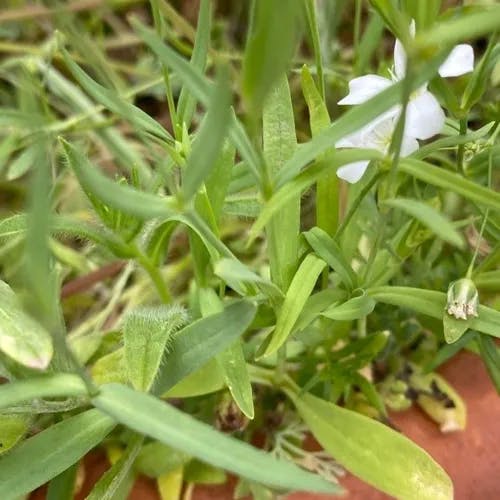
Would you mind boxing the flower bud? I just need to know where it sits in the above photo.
[446,278,479,320]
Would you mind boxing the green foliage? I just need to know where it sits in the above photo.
[0,1,499,499]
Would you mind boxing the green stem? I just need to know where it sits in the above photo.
[457,117,468,174]
[133,246,172,303]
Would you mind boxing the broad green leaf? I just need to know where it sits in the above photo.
[91,349,127,386]
[0,280,53,370]
[132,19,262,183]
[123,305,188,391]
[415,6,500,49]
[475,270,500,291]
[381,198,465,248]
[61,139,176,220]
[304,227,357,290]
[0,374,88,411]
[184,459,226,485]
[164,359,225,398]
[243,0,302,112]
[0,409,115,499]
[182,67,232,200]
[398,159,500,212]
[291,391,452,500]
[62,51,171,142]
[0,414,30,455]
[86,434,143,500]
[261,254,327,358]
[92,384,339,494]
[263,74,300,291]
[135,442,190,478]
[152,300,257,395]
[177,0,211,127]
[368,286,500,338]
[321,294,376,321]
[199,289,254,420]
[248,149,383,243]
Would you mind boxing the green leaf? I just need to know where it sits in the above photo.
[291,391,452,500]
[248,150,383,243]
[442,314,471,344]
[476,334,500,395]
[6,144,38,180]
[132,19,262,183]
[177,0,211,127]
[304,227,357,290]
[263,74,300,291]
[368,286,500,338]
[86,434,143,500]
[0,414,31,455]
[0,409,115,499]
[415,6,500,49]
[0,280,53,370]
[243,0,302,112]
[321,294,376,321]
[46,463,79,500]
[182,67,232,200]
[381,198,465,248]
[424,331,477,373]
[0,374,88,411]
[61,139,176,220]
[152,300,257,395]
[62,50,171,142]
[398,159,500,212]
[92,384,339,494]
[123,305,188,392]
[261,254,327,358]
[135,442,190,478]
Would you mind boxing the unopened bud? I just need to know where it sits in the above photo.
[446,278,479,320]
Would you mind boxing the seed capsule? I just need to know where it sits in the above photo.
[446,278,479,320]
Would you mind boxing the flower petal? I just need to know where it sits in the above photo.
[400,134,419,157]
[439,44,474,77]
[394,39,407,80]
[406,91,445,140]
[338,75,392,105]
[336,161,370,183]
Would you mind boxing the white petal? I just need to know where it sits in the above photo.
[336,161,370,183]
[338,75,392,105]
[400,134,419,157]
[439,44,474,77]
[406,91,445,140]
[394,39,407,80]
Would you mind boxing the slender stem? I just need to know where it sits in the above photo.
[305,0,325,98]
[353,0,363,72]
[133,246,172,303]
[457,117,468,174]
[335,171,384,242]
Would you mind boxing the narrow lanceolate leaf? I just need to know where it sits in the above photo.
[291,391,452,500]
[243,0,302,112]
[304,227,357,290]
[182,67,232,200]
[61,139,176,220]
[123,305,188,392]
[0,410,115,499]
[92,384,339,494]
[131,19,262,183]
[263,74,300,291]
[0,414,31,455]
[0,374,88,411]
[152,300,257,395]
[368,286,500,338]
[177,0,211,127]
[321,294,376,321]
[399,159,500,212]
[381,198,465,248]
[261,254,327,358]
[0,280,53,370]
[62,51,171,142]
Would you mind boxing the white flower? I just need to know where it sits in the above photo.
[338,21,474,141]
[336,115,418,183]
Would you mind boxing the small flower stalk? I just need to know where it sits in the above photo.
[446,278,479,320]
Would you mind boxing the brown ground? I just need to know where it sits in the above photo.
[31,351,499,500]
